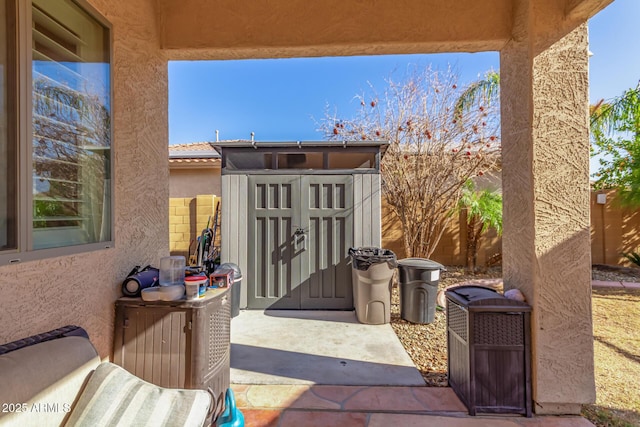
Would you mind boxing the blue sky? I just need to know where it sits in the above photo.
[168,0,639,146]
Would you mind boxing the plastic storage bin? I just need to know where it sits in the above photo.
[185,274,208,300]
[349,247,397,325]
[113,287,231,420]
[446,285,532,417]
[397,258,444,324]
[159,256,185,286]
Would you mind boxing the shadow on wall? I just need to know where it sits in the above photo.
[511,228,595,413]
[381,198,500,266]
[188,197,197,258]
[383,189,640,268]
[169,195,221,261]
[591,189,640,265]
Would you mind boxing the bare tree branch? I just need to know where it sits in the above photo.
[319,65,501,258]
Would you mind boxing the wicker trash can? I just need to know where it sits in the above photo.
[446,285,532,417]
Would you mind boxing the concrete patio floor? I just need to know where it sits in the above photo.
[230,310,425,386]
[229,309,595,426]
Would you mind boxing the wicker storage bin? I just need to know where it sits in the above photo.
[446,285,532,417]
[113,288,231,416]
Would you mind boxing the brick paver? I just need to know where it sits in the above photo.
[231,384,595,426]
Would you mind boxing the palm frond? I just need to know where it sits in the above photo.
[590,81,640,136]
[454,71,500,119]
[458,180,503,236]
[622,250,640,268]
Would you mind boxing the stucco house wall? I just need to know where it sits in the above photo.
[0,0,168,359]
[170,168,221,199]
[169,142,222,198]
[168,143,222,259]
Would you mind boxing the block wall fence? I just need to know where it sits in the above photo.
[170,195,221,261]
[170,191,640,267]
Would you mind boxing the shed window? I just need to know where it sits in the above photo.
[277,152,323,169]
[327,152,375,169]
[226,152,272,169]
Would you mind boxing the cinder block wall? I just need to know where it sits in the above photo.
[170,195,221,260]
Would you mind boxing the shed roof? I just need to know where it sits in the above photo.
[212,140,388,154]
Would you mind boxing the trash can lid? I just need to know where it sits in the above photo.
[445,285,530,309]
[216,263,242,280]
[397,258,445,270]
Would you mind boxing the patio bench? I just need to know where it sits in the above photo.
[0,325,214,427]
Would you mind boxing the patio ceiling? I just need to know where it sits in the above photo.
[156,0,611,60]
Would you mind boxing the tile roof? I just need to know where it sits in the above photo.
[170,141,216,151]
[169,141,220,165]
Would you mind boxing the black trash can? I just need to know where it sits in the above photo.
[349,247,397,325]
[397,258,444,324]
[445,285,532,417]
[215,263,242,318]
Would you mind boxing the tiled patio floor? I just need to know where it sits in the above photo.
[231,384,594,427]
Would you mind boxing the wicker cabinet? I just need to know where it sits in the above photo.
[113,288,231,415]
[446,286,532,417]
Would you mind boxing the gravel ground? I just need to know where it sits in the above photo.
[389,265,640,387]
[389,266,502,386]
[591,264,640,282]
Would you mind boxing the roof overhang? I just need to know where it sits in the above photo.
[213,140,389,157]
[168,158,221,169]
[169,150,220,159]
[156,0,612,61]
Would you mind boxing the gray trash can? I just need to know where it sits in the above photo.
[397,258,444,324]
[349,247,397,325]
[215,263,242,318]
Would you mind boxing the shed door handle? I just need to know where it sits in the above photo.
[294,233,307,251]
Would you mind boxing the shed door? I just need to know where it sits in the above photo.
[247,175,353,309]
[248,175,301,309]
[300,175,353,309]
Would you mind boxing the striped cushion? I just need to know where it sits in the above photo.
[65,362,211,427]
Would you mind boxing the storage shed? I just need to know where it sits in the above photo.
[215,141,387,310]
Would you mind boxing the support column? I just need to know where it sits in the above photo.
[501,21,595,414]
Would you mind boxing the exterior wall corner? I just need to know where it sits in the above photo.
[501,21,595,413]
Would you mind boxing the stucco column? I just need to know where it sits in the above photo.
[501,22,595,415]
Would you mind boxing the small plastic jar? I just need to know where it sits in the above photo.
[185,275,208,299]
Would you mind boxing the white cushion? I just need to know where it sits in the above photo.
[0,336,100,427]
[64,362,211,427]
